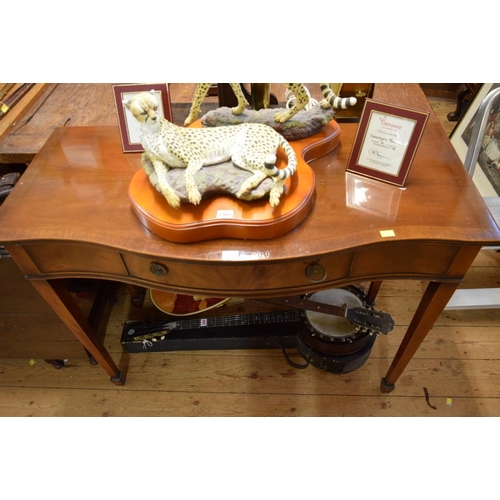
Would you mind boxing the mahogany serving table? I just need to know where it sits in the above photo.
[1,83,499,390]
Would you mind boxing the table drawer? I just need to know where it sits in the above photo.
[351,244,459,279]
[121,252,354,295]
[25,243,127,278]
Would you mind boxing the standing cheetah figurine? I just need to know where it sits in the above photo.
[184,83,357,125]
[184,83,249,126]
[123,91,297,208]
[274,84,357,123]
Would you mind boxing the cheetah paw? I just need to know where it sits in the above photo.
[165,192,181,209]
[319,98,332,109]
[231,104,247,115]
[236,186,249,198]
[188,188,202,205]
[184,114,197,126]
[269,185,284,208]
[269,193,280,208]
[274,110,293,123]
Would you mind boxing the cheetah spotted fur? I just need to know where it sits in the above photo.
[124,91,297,209]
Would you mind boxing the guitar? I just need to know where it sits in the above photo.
[150,289,230,316]
[123,309,303,342]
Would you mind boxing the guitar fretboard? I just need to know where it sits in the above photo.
[173,309,302,330]
[126,309,302,339]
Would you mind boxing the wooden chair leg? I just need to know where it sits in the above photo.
[126,284,146,308]
[366,281,383,305]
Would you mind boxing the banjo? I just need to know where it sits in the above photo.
[253,287,394,336]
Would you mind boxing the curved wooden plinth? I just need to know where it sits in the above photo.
[128,121,340,243]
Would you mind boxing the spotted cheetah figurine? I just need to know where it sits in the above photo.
[274,84,357,123]
[123,91,297,208]
[184,83,249,126]
[184,83,357,125]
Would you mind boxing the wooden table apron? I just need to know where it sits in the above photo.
[1,84,499,390]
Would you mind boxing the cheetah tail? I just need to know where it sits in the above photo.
[264,136,298,180]
[320,84,357,109]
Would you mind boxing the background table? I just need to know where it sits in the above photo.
[0,84,117,165]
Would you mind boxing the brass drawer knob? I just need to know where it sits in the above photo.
[149,262,168,277]
[305,264,326,282]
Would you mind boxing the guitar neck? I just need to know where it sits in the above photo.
[125,309,302,339]
[172,309,302,330]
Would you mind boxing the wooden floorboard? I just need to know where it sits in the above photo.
[2,89,500,417]
[2,386,500,417]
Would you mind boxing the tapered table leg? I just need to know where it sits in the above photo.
[381,280,459,393]
[7,246,125,384]
[39,279,125,384]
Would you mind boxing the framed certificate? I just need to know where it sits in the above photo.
[346,99,429,186]
[112,83,172,153]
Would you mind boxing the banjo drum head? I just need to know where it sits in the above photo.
[298,287,376,372]
[304,288,364,341]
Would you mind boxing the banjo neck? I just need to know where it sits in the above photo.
[253,297,347,317]
[253,296,394,335]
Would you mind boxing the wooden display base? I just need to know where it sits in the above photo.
[128,120,340,243]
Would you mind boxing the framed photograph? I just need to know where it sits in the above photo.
[346,99,429,186]
[450,83,500,197]
[112,83,172,153]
